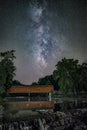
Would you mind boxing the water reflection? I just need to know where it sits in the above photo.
[0,101,87,130]
[54,101,87,111]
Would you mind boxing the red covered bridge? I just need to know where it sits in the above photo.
[6,85,54,110]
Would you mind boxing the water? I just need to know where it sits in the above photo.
[0,101,87,130]
[54,100,87,112]
[0,110,87,130]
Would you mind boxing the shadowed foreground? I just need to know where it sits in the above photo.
[0,109,87,130]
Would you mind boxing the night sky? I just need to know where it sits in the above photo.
[0,0,87,84]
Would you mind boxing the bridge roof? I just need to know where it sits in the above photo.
[8,85,54,93]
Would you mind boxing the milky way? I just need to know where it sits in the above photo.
[0,0,87,84]
[28,0,64,75]
[30,1,51,70]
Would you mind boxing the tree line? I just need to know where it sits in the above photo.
[32,58,87,96]
[0,50,87,100]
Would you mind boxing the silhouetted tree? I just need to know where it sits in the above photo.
[48,75,60,90]
[53,58,79,96]
[0,50,16,92]
[31,82,38,86]
[38,75,52,85]
[12,80,22,86]
[78,62,87,92]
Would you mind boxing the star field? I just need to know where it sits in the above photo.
[0,0,87,84]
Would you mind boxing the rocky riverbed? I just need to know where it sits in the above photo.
[0,109,87,130]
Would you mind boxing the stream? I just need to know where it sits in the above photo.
[0,100,87,130]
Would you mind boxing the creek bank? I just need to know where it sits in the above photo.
[0,109,87,130]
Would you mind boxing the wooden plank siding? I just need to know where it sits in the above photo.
[6,85,54,110]
[6,101,54,110]
[8,86,54,93]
